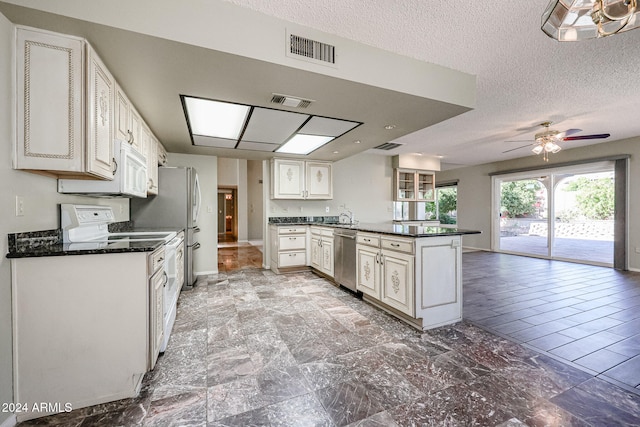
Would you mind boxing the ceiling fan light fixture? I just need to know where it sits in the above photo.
[532,144,544,155]
[542,0,640,41]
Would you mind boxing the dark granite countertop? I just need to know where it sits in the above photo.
[269,220,481,238]
[6,228,169,259]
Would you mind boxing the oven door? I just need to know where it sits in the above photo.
[120,142,148,198]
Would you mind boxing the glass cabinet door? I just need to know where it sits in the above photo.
[396,170,416,200]
[416,172,435,201]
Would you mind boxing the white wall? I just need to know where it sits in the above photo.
[247,160,264,241]
[267,153,394,223]
[168,153,218,275]
[437,137,640,269]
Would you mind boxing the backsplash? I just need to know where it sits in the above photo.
[268,216,340,224]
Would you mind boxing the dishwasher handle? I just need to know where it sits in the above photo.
[334,232,356,239]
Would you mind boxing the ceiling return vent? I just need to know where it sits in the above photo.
[287,32,337,67]
[373,142,404,151]
[270,93,313,109]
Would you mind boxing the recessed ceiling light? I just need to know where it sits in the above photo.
[384,124,396,130]
[354,140,361,144]
[333,151,339,154]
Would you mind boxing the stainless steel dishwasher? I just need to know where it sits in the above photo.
[334,228,358,293]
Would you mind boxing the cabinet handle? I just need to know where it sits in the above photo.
[380,254,384,265]
[390,243,400,247]
[148,178,153,189]
[289,237,296,240]
[364,238,371,242]
[112,158,118,174]
[127,130,134,144]
[375,253,379,264]
[289,253,296,257]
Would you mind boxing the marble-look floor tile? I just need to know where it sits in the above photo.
[315,380,386,426]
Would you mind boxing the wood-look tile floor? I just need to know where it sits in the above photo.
[18,253,640,426]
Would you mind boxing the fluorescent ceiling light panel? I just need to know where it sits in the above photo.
[276,134,334,155]
[241,107,309,144]
[184,97,249,139]
[299,116,360,137]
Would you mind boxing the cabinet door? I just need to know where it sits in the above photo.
[416,172,435,201]
[321,237,334,278]
[310,235,322,269]
[147,134,159,195]
[381,250,414,316]
[356,245,380,298]
[115,84,132,143]
[129,106,143,155]
[272,159,305,199]
[394,169,416,201]
[16,28,84,173]
[149,269,165,370]
[87,47,115,180]
[306,161,333,199]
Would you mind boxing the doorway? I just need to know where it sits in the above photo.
[218,188,237,243]
[494,162,616,267]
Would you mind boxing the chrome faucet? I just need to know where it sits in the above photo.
[339,209,354,225]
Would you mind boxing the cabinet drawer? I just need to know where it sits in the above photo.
[310,226,334,237]
[357,233,380,248]
[277,226,307,235]
[149,247,166,273]
[278,235,306,250]
[278,251,306,267]
[381,238,414,254]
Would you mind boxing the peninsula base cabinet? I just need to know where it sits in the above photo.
[357,233,462,330]
[10,251,163,422]
[269,225,307,274]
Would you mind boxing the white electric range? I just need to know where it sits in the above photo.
[61,204,183,352]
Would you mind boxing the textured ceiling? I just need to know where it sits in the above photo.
[222,0,640,168]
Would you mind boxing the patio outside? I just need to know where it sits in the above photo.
[499,172,614,266]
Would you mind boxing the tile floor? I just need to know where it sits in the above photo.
[464,251,640,393]
[17,250,640,426]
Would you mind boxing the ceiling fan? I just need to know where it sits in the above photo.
[503,121,610,162]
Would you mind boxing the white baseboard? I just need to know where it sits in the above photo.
[195,270,218,277]
[0,414,16,427]
[462,246,487,253]
[248,240,263,246]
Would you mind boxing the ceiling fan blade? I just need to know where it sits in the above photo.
[503,143,533,153]
[562,133,610,141]
[556,128,582,139]
[504,140,532,143]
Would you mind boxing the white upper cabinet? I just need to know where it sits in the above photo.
[271,158,333,200]
[15,26,114,180]
[394,169,435,202]
[87,48,115,180]
[305,161,333,199]
[15,27,85,176]
[15,25,165,187]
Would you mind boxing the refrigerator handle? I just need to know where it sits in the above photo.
[193,242,201,250]
[194,226,201,233]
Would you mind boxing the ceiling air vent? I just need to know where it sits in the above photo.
[270,93,313,109]
[373,142,404,151]
[288,33,336,67]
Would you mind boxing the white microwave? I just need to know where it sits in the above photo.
[58,140,148,198]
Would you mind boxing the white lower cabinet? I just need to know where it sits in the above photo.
[10,252,152,422]
[380,249,414,316]
[310,226,334,278]
[270,225,307,273]
[356,233,415,317]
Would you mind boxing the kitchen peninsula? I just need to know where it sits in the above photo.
[269,218,481,331]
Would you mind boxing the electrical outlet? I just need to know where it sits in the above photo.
[15,196,24,216]
[325,206,330,213]
[207,206,213,213]
[299,206,303,212]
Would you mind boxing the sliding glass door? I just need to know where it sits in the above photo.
[494,162,615,266]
